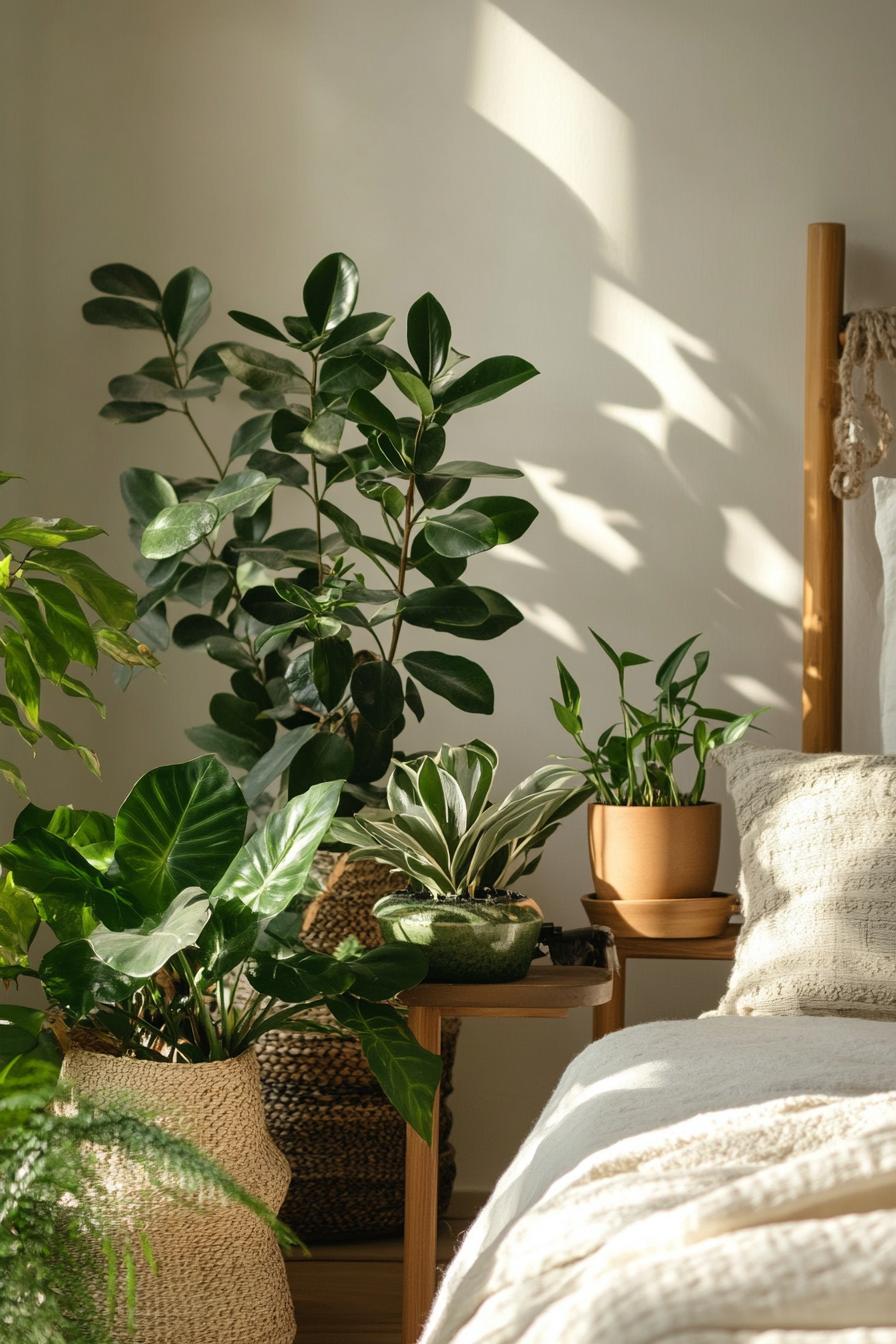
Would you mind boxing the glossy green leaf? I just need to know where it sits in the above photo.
[219,343,310,394]
[289,733,355,794]
[0,1003,45,1055]
[302,412,344,459]
[318,352,386,401]
[348,390,403,448]
[100,399,167,423]
[90,263,161,301]
[205,634,257,668]
[211,779,342,916]
[186,724,262,772]
[319,312,394,357]
[423,508,498,558]
[270,408,309,453]
[140,502,219,560]
[402,651,494,714]
[0,590,69,681]
[162,267,212,347]
[0,693,39,745]
[40,938,141,1016]
[342,943,429,1001]
[246,448,308,489]
[120,468,178,526]
[24,550,136,626]
[655,634,700,691]
[230,412,274,461]
[407,292,451,383]
[0,873,38,971]
[83,297,160,330]
[0,830,114,938]
[303,253,359,333]
[108,373,181,404]
[389,368,434,416]
[326,996,440,1142]
[400,585,489,631]
[404,676,424,722]
[241,725,316,807]
[175,562,232,607]
[413,425,446,473]
[89,888,210,979]
[0,518,103,552]
[425,460,523,479]
[449,587,523,641]
[171,614,230,648]
[92,625,160,668]
[2,630,40,726]
[209,691,275,752]
[228,310,288,342]
[463,495,538,544]
[437,355,538,413]
[311,637,353,709]
[350,659,404,728]
[206,470,277,518]
[39,718,101,776]
[249,949,354,1002]
[114,755,248,916]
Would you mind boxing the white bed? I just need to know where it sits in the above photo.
[424,1016,896,1343]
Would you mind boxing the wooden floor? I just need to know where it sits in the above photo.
[285,1200,480,1344]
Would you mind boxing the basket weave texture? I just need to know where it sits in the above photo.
[258,852,459,1240]
[58,1048,295,1344]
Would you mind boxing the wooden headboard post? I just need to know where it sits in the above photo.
[802,221,845,752]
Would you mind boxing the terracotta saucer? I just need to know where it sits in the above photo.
[580,893,736,939]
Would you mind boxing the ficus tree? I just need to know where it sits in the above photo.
[83,255,539,815]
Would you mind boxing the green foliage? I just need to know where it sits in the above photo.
[0,1027,294,1344]
[551,632,765,806]
[0,756,439,1140]
[331,741,586,899]
[0,481,156,795]
[84,254,539,816]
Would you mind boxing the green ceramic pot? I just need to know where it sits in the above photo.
[373,891,542,983]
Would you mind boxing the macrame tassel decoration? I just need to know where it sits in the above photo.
[832,308,896,499]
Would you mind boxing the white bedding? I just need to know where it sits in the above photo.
[423,1016,896,1344]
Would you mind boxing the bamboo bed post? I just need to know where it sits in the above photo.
[802,222,845,752]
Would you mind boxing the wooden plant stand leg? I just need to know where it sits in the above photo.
[402,1005,442,1344]
[592,952,626,1040]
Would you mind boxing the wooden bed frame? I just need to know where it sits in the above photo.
[803,221,846,753]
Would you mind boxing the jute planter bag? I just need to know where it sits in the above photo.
[256,851,459,1240]
[59,1048,294,1344]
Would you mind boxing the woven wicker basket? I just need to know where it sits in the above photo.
[255,851,460,1241]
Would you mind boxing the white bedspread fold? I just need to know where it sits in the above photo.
[423,1018,896,1344]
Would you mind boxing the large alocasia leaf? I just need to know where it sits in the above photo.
[326,997,442,1143]
[89,887,211,978]
[114,756,247,916]
[210,779,342,916]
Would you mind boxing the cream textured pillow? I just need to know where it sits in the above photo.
[713,743,896,1019]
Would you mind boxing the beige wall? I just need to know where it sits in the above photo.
[2,0,894,1191]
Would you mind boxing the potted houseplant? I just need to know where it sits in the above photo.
[0,755,438,1344]
[552,632,763,900]
[0,471,156,797]
[331,742,586,982]
[0,1012,294,1344]
[83,252,539,1235]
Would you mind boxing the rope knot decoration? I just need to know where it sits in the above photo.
[832,308,896,498]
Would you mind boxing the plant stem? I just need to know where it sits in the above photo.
[307,355,325,585]
[161,329,226,478]
[177,952,222,1060]
[386,418,425,663]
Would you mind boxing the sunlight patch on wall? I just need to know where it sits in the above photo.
[723,673,790,710]
[720,507,801,607]
[469,1,635,275]
[592,277,736,452]
[512,599,585,652]
[492,541,547,570]
[521,461,642,573]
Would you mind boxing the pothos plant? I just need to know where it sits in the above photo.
[0,756,440,1140]
[0,475,156,798]
[83,255,538,816]
[552,632,763,805]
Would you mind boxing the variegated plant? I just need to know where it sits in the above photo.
[330,741,586,898]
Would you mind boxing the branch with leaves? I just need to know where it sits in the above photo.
[83,255,538,816]
[0,477,156,796]
[552,633,765,806]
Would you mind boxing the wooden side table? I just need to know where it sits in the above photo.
[591,926,739,1040]
[398,965,613,1344]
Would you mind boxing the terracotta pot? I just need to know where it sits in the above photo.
[587,802,721,900]
[59,1049,294,1344]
